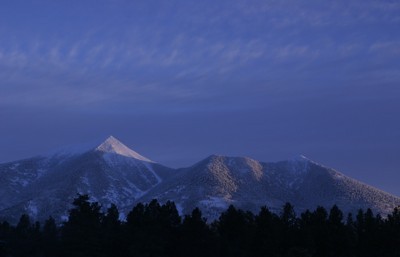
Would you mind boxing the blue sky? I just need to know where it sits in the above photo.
[1,0,399,195]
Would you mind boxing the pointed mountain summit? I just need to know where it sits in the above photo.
[95,136,153,163]
[0,136,171,223]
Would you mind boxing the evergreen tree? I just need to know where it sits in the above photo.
[279,202,301,256]
[10,214,40,257]
[124,202,146,256]
[298,209,315,253]
[0,221,11,257]
[42,216,59,257]
[61,194,104,257]
[327,205,349,257]
[125,199,180,257]
[216,205,254,257]
[101,204,123,257]
[281,202,297,228]
[253,206,282,257]
[178,208,216,257]
[384,207,400,257]
[355,208,383,257]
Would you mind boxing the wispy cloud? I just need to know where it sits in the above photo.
[0,0,399,112]
[369,41,400,55]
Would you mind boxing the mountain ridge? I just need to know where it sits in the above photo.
[0,136,399,223]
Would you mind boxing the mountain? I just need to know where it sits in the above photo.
[0,137,399,223]
[0,136,172,223]
[137,154,400,220]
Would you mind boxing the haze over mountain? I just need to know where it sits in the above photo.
[0,136,399,223]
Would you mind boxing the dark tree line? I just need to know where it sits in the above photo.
[0,194,399,257]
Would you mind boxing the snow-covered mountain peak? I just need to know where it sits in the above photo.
[95,136,154,163]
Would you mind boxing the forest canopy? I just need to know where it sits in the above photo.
[0,194,399,257]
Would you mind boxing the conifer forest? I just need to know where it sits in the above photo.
[0,194,399,257]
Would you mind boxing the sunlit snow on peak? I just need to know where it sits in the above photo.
[95,136,154,163]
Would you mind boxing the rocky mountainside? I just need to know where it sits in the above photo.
[137,154,400,220]
[0,137,399,223]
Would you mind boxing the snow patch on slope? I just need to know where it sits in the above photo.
[143,162,162,184]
